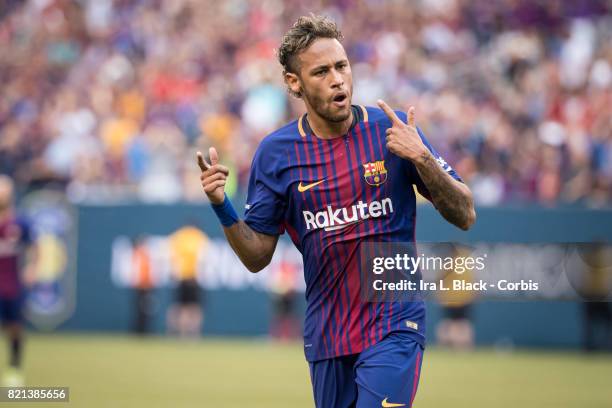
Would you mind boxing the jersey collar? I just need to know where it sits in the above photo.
[298,105,368,138]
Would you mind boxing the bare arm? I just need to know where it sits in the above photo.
[377,100,476,231]
[412,151,476,230]
[222,220,279,272]
[197,148,278,272]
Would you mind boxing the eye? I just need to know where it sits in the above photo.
[314,69,326,77]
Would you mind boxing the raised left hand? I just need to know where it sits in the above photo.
[377,99,429,163]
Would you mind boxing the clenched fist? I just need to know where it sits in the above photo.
[377,99,429,163]
[197,147,229,205]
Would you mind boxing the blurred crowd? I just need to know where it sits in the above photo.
[0,0,610,206]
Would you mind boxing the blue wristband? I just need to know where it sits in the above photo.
[211,194,239,227]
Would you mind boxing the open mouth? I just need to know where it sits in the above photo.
[332,93,347,104]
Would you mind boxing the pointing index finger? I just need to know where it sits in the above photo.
[209,147,219,166]
[196,151,210,172]
[407,106,416,128]
[377,99,402,126]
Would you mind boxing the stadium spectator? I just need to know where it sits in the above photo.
[0,0,610,206]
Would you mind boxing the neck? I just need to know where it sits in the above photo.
[305,106,354,139]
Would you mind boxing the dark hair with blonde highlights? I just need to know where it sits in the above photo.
[277,14,343,75]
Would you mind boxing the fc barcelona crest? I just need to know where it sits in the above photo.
[363,160,388,186]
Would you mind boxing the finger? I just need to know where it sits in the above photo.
[213,164,229,175]
[377,99,402,126]
[209,147,219,166]
[200,165,229,183]
[203,172,227,186]
[204,180,225,193]
[204,180,226,193]
[197,151,210,172]
[200,164,229,178]
[387,142,398,154]
[407,106,416,128]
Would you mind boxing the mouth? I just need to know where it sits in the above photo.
[331,92,348,107]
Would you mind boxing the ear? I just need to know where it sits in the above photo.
[284,71,302,98]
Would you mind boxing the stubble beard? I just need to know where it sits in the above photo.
[303,88,352,124]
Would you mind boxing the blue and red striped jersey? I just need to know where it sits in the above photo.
[244,105,462,361]
[0,214,32,299]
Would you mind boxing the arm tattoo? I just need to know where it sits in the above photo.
[414,152,475,230]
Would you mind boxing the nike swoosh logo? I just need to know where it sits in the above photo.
[298,179,325,192]
[382,398,405,408]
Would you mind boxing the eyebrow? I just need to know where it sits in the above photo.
[309,59,348,74]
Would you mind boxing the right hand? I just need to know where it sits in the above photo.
[197,147,229,205]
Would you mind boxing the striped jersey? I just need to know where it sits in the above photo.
[0,214,32,299]
[244,105,462,361]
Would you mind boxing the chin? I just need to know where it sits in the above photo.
[327,107,351,123]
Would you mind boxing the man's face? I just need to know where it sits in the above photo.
[286,38,353,124]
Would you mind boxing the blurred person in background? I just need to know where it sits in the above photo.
[167,222,208,338]
[0,175,38,386]
[577,243,612,351]
[435,244,476,350]
[131,235,154,335]
[270,259,301,341]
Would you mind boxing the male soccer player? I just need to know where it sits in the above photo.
[198,15,475,408]
[0,175,37,386]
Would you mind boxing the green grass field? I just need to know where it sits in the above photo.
[2,334,611,408]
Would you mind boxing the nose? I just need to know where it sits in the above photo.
[330,68,343,88]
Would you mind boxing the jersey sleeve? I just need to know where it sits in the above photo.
[243,141,286,236]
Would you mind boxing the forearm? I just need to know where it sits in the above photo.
[197,149,279,271]
[222,220,278,273]
[414,151,476,230]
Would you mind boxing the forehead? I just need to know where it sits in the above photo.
[297,38,348,72]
